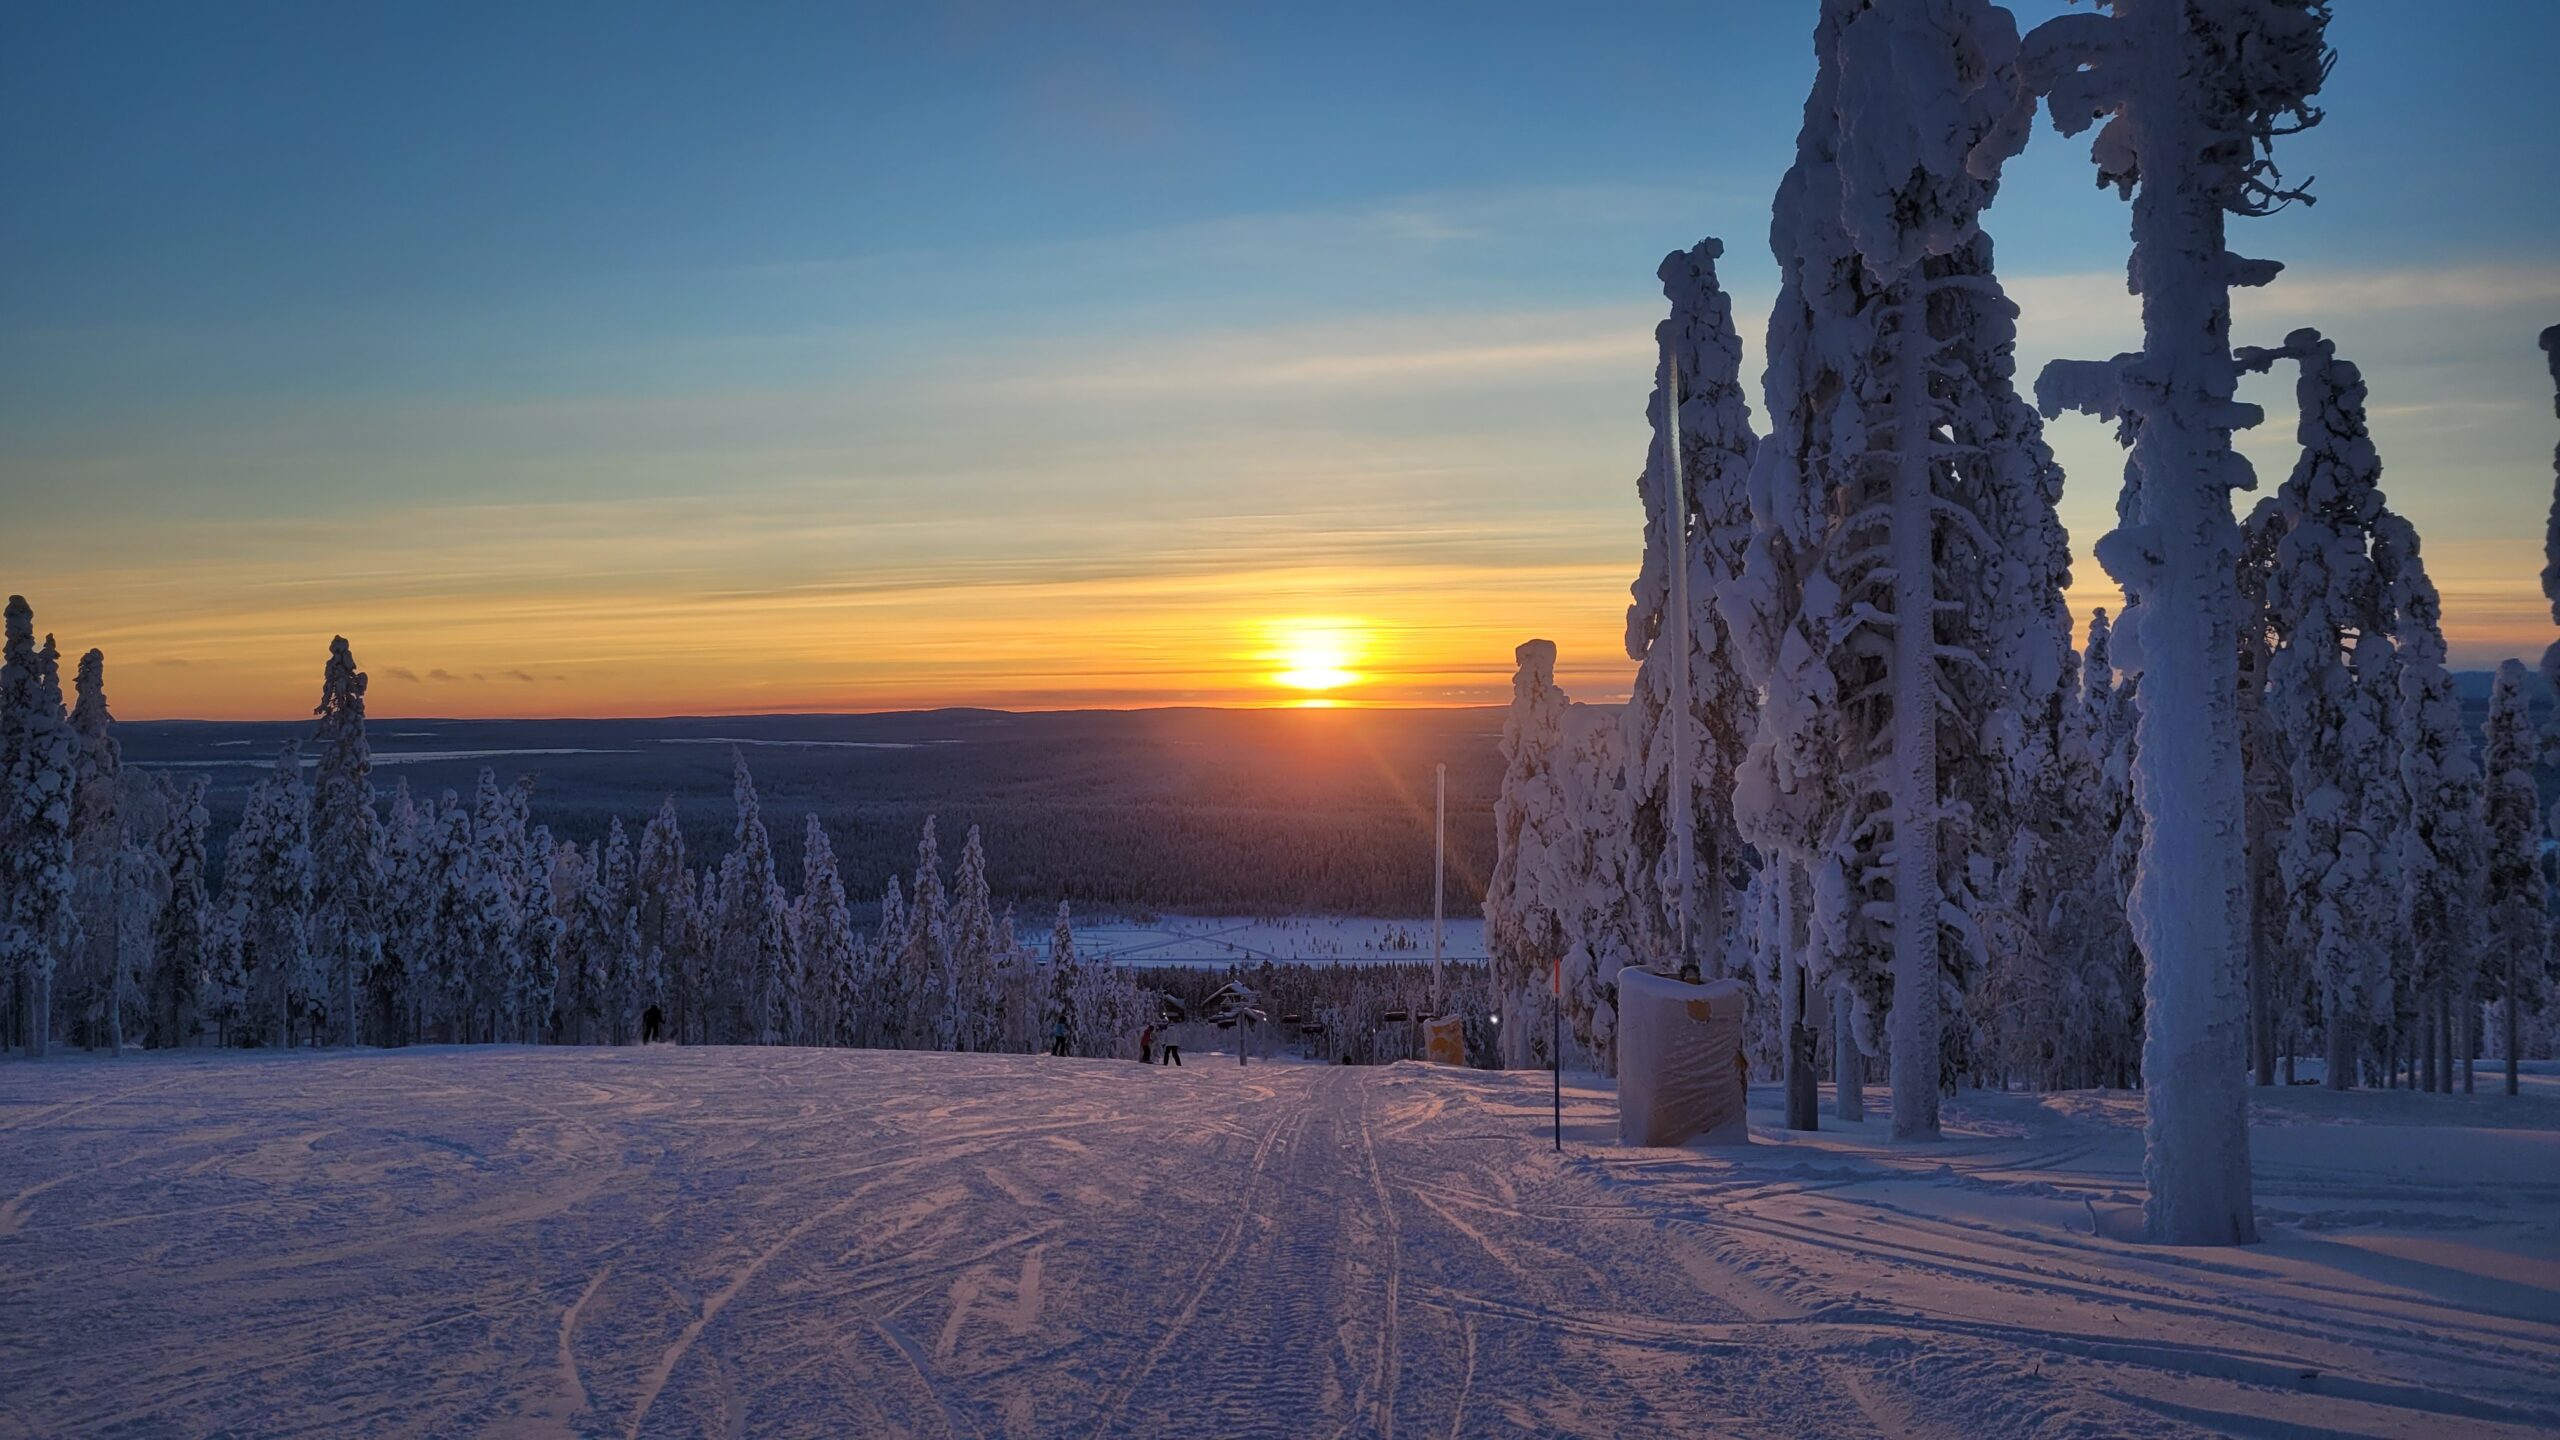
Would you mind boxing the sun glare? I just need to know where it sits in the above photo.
[1270,622,1364,695]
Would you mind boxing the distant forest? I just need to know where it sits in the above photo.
[119,707,1507,920]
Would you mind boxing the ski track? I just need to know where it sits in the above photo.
[1,1048,2554,1438]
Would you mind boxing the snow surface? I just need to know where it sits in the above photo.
[2,1049,2555,1438]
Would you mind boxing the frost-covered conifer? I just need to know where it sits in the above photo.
[1486,640,1572,1069]
[380,780,433,1044]
[68,648,131,1050]
[798,815,860,1047]
[2240,330,2396,1089]
[459,770,526,1042]
[950,825,1000,1051]
[547,839,596,1042]
[633,799,690,1040]
[2483,662,2542,1098]
[518,822,561,1041]
[874,874,910,1047]
[2,600,82,1057]
[715,755,793,1044]
[593,818,637,1042]
[308,638,383,1047]
[1622,240,1758,976]
[422,792,471,1041]
[150,775,211,1048]
[229,744,313,1047]
[1735,0,2063,1138]
[2021,0,2328,1244]
[907,818,954,1050]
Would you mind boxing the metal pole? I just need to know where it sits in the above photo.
[1432,762,1446,1014]
[1662,349,1696,978]
[1552,953,1563,1152]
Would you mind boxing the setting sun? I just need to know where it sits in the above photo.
[1269,620,1365,694]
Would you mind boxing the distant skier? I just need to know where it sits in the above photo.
[1160,1033,1182,1067]
[1051,1017,1070,1057]
[642,1006,664,1044]
[1140,1024,1154,1065]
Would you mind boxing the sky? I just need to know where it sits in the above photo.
[3,1,2557,720]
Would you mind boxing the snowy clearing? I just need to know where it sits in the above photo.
[2,1050,2555,1439]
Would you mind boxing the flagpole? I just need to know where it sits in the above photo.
[1663,347,1697,979]
[1432,762,1446,1014]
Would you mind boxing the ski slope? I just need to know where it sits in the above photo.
[1,1048,2553,1438]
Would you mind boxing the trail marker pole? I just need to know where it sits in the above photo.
[1553,953,1563,1153]
[1432,762,1446,1014]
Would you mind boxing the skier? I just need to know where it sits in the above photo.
[1050,1016,1069,1057]
[642,1006,665,1044]
[1139,1023,1154,1065]
[1160,1032,1182,1067]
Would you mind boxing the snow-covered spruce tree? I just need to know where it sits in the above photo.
[715,754,794,1045]
[380,780,432,1044]
[421,792,471,1041]
[1560,693,1639,1072]
[459,770,525,1042]
[874,873,911,1047]
[546,839,596,1042]
[906,817,955,1050]
[1622,238,1759,979]
[518,822,561,1041]
[1048,900,1081,1049]
[233,743,313,1047]
[149,775,211,1048]
[798,815,860,1048]
[2022,0,2329,1245]
[2,601,82,1056]
[307,638,383,1047]
[593,817,637,1042]
[633,798,689,1040]
[68,647,131,1050]
[951,825,999,1051]
[2238,330,2395,1089]
[1732,0,2065,1139]
[2482,661,2541,1098]
[1485,639,1571,1069]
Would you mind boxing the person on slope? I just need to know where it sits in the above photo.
[1139,1023,1154,1065]
[1159,1032,1182,1067]
[1050,1016,1070,1058]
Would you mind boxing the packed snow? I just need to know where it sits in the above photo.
[3,1047,2554,1439]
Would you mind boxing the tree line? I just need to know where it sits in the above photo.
[0,623,1155,1062]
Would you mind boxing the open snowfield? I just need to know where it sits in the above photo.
[3,1050,2555,1439]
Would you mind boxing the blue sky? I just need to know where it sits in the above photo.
[4,1,2556,716]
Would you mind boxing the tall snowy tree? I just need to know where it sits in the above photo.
[874,874,911,1047]
[308,638,384,1047]
[906,818,954,1050]
[2022,0,2329,1244]
[1622,238,1759,978]
[593,818,637,1042]
[518,821,562,1042]
[68,648,130,1050]
[634,798,690,1041]
[1734,0,2064,1139]
[798,815,861,1048]
[229,744,313,1047]
[951,825,1000,1052]
[715,754,794,1045]
[2482,662,2541,1098]
[381,780,433,1044]
[149,775,211,1048]
[460,769,526,1042]
[1486,639,1571,1069]
[2,600,81,1057]
[2239,330,2396,1089]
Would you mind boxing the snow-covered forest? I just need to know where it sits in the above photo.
[0,617,1164,1062]
[1482,0,2560,1246]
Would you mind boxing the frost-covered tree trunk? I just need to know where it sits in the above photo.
[308,638,383,1048]
[2023,0,2327,1244]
